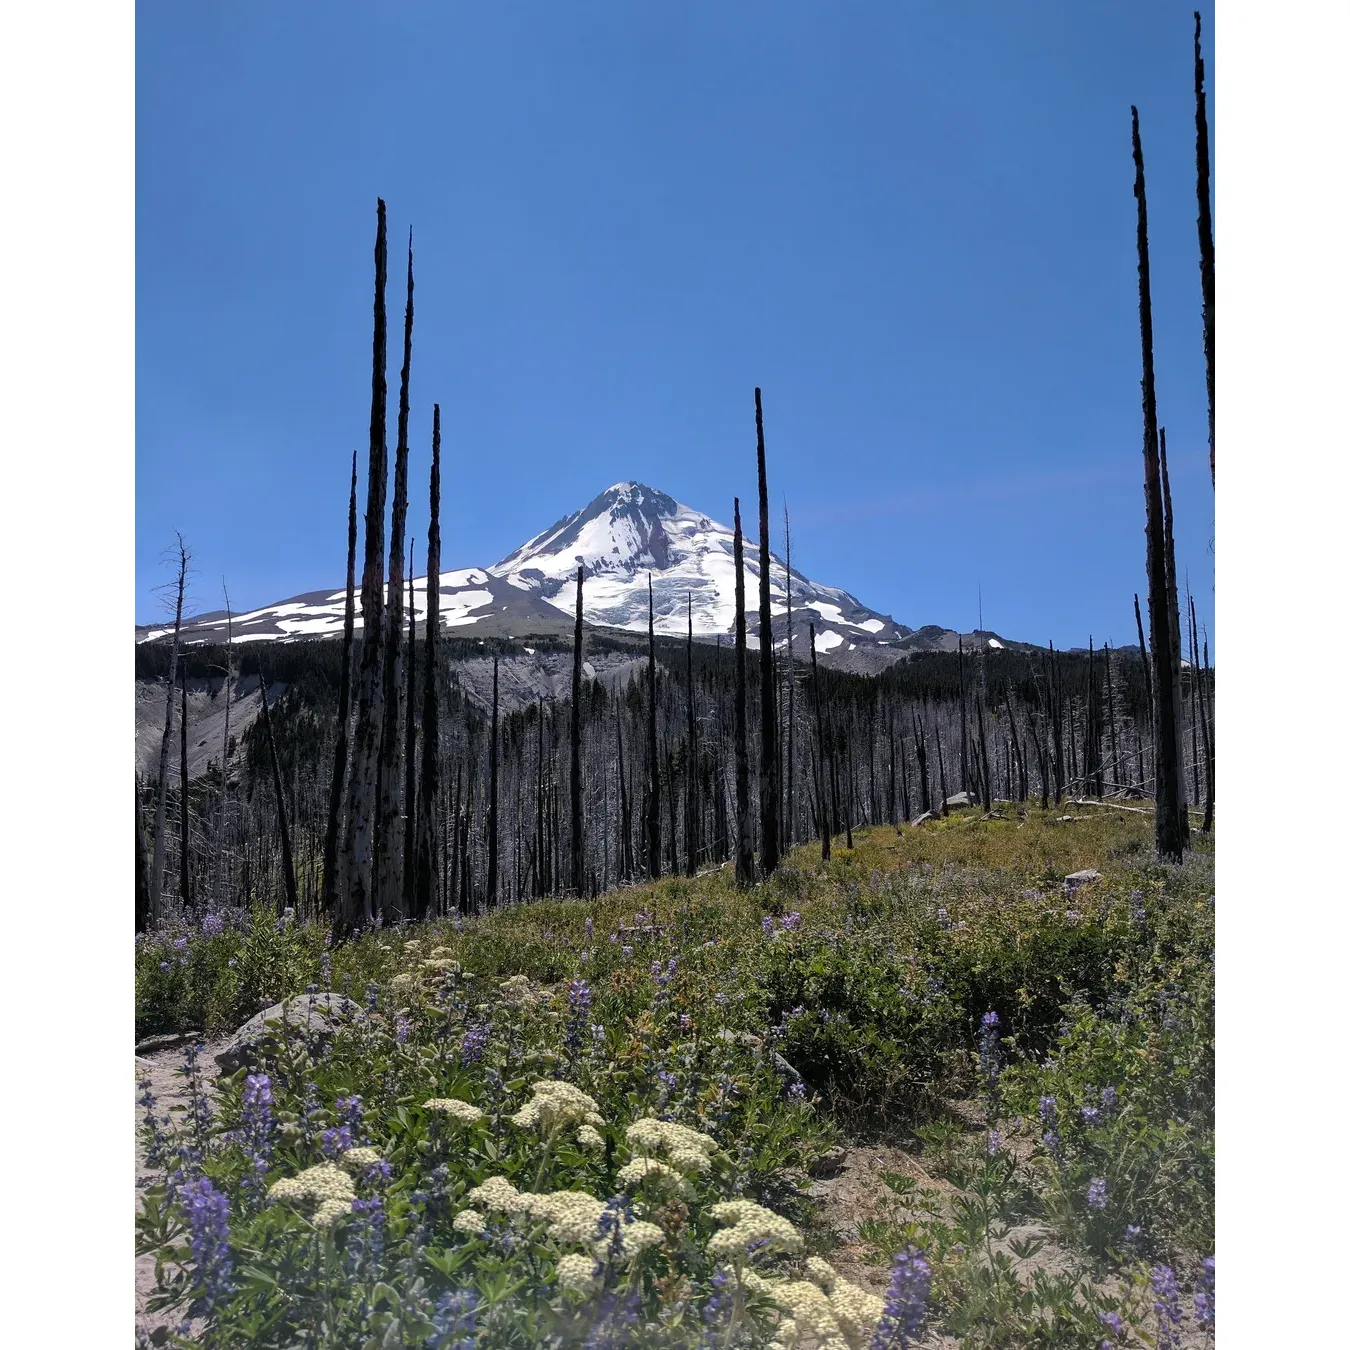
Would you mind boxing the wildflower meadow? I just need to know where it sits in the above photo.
[137,807,1214,1348]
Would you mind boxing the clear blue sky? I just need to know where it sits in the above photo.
[136,0,1215,651]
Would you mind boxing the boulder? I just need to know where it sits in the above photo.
[910,811,935,827]
[944,791,975,809]
[214,992,364,1073]
[1063,869,1102,891]
[808,1144,848,1178]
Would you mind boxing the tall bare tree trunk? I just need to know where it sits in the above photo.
[784,501,796,849]
[732,500,755,886]
[322,452,359,913]
[809,623,831,860]
[685,591,698,876]
[179,664,191,907]
[150,533,190,926]
[403,552,418,915]
[570,566,584,894]
[259,665,298,915]
[1194,10,1215,487]
[341,199,390,936]
[646,574,662,880]
[378,229,415,919]
[1132,110,1189,862]
[414,405,442,919]
[136,778,151,932]
[753,388,780,876]
[488,655,499,906]
[214,581,235,912]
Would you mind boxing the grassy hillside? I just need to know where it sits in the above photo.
[137,805,1214,1348]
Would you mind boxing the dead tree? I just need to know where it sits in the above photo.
[402,551,418,914]
[258,665,298,915]
[341,198,390,935]
[1132,109,1189,861]
[150,533,190,925]
[685,591,698,876]
[413,405,442,919]
[783,501,796,848]
[809,624,831,860]
[733,499,755,886]
[179,664,191,906]
[1199,623,1215,831]
[322,452,359,912]
[488,655,500,905]
[135,778,151,932]
[1194,10,1216,487]
[378,228,415,918]
[645,574,662,880]
[570,566,584,894]
[754,388,781,876]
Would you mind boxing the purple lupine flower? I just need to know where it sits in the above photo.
[585,915,594,942]
[781,911,802,931]
[137,1077,170,1170]
[159,961,171,972]
[621,945,633,957]
[1124,1224,1142,1248]
[319,950,332,985]
[1087,1177,1107,1211]
[1039,1095,1062,1158]
[350,1195,386,1271]
[363,983,380,1011]
[182,1176,232,1314]
[239,1073,274,1200]
[1098,1310,1126,1349]
[1194,1256,1215,1330]
[1151,1264,1183,1349]
[461,1025,489,1064]
[762,915,776,936]
[320,1125,353,1157]
[788,1081,808,1104]
[428,1288,479,1349]
[977,1012,1002,1108]
[1081,1105,1102,1128]
[679,1013,693,1030]
[703,1267,733,1329]
[173,936,189,952]
[394,1015,411,1044]
[336,1094,365,1139]
[201,913,224,937]
[986,1129,1002,1155]
[1101,1085,1118,1114]
[566,979,594,1053]
[871,1246,931,1348]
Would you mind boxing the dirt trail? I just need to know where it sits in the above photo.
[135,1038,224,1344]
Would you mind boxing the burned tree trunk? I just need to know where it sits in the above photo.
[322,451,359,913]
[1194,10,1216,487]
[341,199,391,936]
[259,666,298,915]
[645,575,662,880]
[488,655,499,906]
[1132,109,1189,862]
[402,552,418,915]
[570,567,584,894]
[754,388,781,876]
[377,229,415,919]
[784,501,796,849]
[150,533,189,925]
[413,405,442,920]
[1200,624,1215,832]
[136,778,152,932]
[179,663,191,907]
[733,499,755,886]
[685,591,698,876]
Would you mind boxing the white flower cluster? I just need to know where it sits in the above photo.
[753,1257,885,1350]
[425,1097,486,1125]
[706,1200,803,1258]
[556,1252,600,1295]
[615,1157,689,1196]
[267,1162,356,1229]
[511,1080,605,1135]
[625,1117,718,1175]
[339,1146,384,1173]
[497,973,535,1003]
[457,1176,664,1263]
[452,1208,487,1235]
[576,1124,605,1149]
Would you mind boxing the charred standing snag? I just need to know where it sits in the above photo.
[1132,110,1189,862]
[809,625,830,860]
[377,228,415,919]
[258,665,298,915]
[322,451,359,913]
[645,574,661,880]
[685,591,698,876]
[150,533,189,925]
[754,388,781,877]
[413,406,442,919]
[733,499,755,886]
[783,500,796,847]
[341,198,390,936]
[135,778,151,932]
[179,662,191,907]
[488,654,500,906]
[1194,10,1216,487]
[570,566,584,894]
[402,552,418,914]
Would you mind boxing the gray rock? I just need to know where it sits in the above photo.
[135,1030,203,1056]
[809,1144,848,1178]
[716,1029,764,1050]
[1063,868,1102,891]
[944,791,975,809]
[769,1051,803,1085]
[910,811,935,827]
[215,992,364,1073]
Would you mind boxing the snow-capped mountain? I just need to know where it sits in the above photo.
[138,482,1005,664]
